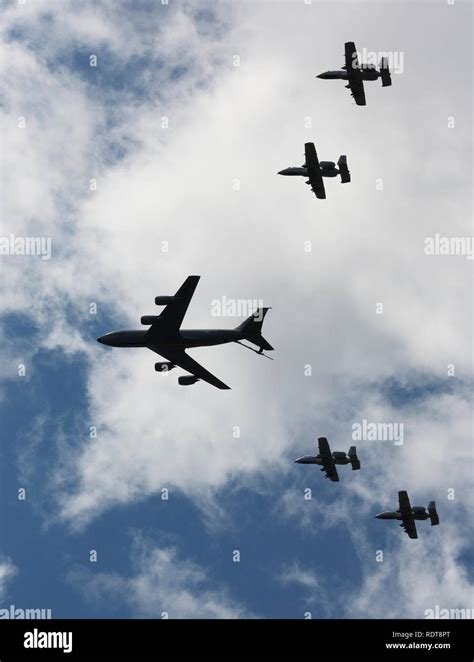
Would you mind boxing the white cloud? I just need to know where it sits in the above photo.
[346,526,474,619]
[0,558,18,601]
[67,532,252,618]
[279,563,319,592]
[276,519,474,619]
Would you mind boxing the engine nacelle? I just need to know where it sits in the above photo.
[332,451,347,460]
[155,296,174,306]
[320,161,336,169]
[141,315,158,325]
[155,362,175,372]
[412,506,426,514]
[178,375,199,386]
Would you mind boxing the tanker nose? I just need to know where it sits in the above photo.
[294,457,304,464]
[317,72,329,79]
[278,168,289,175]
[97,335,108,345]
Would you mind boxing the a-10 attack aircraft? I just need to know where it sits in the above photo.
[375,491,440,539]
[278,142,350,200]
[295,436,360,482]
[97,275,273,390]
[317,41,392,106]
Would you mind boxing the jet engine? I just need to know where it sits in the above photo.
[412,506,427,514]
[155,362,175,372]
[141,315,158,325]
[155,296,175,305]
[332,451,347,459]
[178,375,199,386]
[320,161,336,169]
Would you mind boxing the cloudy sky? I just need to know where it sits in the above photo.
[1,0,472,619]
